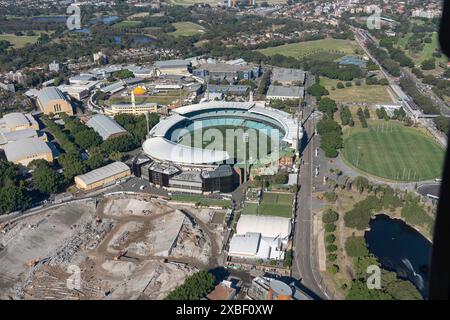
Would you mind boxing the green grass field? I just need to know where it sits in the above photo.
[0,32,50,48]
[170,22,205,37]
[113,20,143,28]
[179,125,278,164]
[243,192,293,218]
[397,32,447,66]
[342,121,445,182]
[258,38,357,60]
[170,194,231,207]
[320,77,395,104]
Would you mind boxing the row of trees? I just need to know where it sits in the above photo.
[317,118,343,158]
[340,105,354,127]
[322,208,340,274]
[165,271,215,300]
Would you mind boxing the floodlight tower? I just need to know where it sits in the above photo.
[243,132,249,182]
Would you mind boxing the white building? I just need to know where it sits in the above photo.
[228,215,292,261]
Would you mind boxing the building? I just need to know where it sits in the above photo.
[194,63,260,82]
[207,84,250,96]
[58,81,98,100]
[49,60,60,73]
[86,114,128,141]
[266,85,304,100]
[36,87,73,116]
[155,59,192,76]
[0,113,39,133]
[272,68,306,86]
[247,277,293,300]
[228,215,291,260]
[69,74,97,84]
[104,102,159,116]
[207,281,236,300]
[74,161,131,190]
[3,137,53,166]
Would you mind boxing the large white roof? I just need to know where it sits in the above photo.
[142,136,230,164]
[4,137,52,162]
[174,101,255,115]
[236,215,291,239]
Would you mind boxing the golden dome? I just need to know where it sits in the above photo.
[132,86,146,95]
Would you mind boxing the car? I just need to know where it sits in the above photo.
[139,185,146,191]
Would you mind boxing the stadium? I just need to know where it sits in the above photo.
[133,101,302,194]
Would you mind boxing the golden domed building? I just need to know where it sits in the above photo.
[132,86,147,95]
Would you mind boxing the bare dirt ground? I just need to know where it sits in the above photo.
[0,194,226,300]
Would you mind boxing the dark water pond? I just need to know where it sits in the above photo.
[365,214,432,298]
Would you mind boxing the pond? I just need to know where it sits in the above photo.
[365,214,432,298]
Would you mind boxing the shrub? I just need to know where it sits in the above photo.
[326,244,338,252]
[328,254,337,262]
[325,223,336,233]
[325,234,336,244]
[327,264,340,274]
[345,236,369,257]
[324,191,338,202]
[322,209,339,224]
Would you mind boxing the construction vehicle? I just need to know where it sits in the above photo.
[28,258,41,267]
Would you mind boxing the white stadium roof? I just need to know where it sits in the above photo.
[236,215,291,239]
[142,136,230,164]
[174,101,255,116]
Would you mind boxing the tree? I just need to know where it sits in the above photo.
[165,271,215,300]
[325,223,336,232]
[58,152,86,182]
[318,97,338,118]
[325,234,336,244]
[340,105,354,126]
[0,183,31,215]
[322,208,339,224]
[283,249,293,267]
[307,83,329,98]
[109,151,124,162]
[421,58,436,70]
[28,160,61,195]
[74,129,102,150]
[114,69,134,79]
[345,236,369,257]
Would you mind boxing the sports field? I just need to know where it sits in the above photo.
[397,32,447,66]
[258,38,357,60]
[170,22,205,37]
[243,192,294,218]
[320,77,395,104]
[342,121,445,182]
[178,125,278,164]
[0,32,50,48]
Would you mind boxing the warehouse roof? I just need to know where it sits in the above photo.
[0,113,38,132]
[86,114,128,140]
[266,85,304,98]
[272,68,306,84]
[36,87,68,106]
[0,128,38,145]
[229,232,261,256]
[155,59,191,69]
[236,215,291,239]
[3,137,52,163]
[75,161,130,186]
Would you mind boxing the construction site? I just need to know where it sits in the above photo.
[0,194,227,300]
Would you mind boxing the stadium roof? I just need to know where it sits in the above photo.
[3,137,52,162]
[272,67,306,83]
[86,114,128,140]
[150,114,187,137]
[75,161,130,186]
[142,136,230,164]
[266,85,304,98]
[174,101,255,116]
[236,215,291,239]
[36,87,68,106]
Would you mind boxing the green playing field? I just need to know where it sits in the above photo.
[342,121,445,182]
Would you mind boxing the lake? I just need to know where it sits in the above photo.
[365,214,432,298]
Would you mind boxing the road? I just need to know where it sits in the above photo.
[290,73,330,300]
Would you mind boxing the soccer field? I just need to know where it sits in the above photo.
[342,121,445,182]
[242,192,294,218]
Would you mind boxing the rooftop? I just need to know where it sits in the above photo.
[266,85,304,98]
[86,114,128,140]
[75,161,130,186]
[155,59,191,69]
[0,113,38,132]
[3,137,52,163]
[36,87,68,106]
[272,67,306,83]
